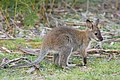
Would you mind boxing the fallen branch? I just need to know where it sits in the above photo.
[20,48,120,62]
[1,48,120,69]
[62,1,77,14]
[0,57,32,69]
[74,49,120,61]
[87,49,120,61]
[87,49,120,54]
[65,22,87,27]
[103,38,120,43]
[20,48,40,55]
[0,46,12,53]
[20,48,120,57]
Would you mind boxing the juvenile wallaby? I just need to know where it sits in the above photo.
[16,19,103,68]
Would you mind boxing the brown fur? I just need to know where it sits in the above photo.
[17,19,103,68]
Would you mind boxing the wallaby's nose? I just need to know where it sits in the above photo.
[100,37,103,41]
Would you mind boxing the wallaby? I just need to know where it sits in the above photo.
[15,19,103,68]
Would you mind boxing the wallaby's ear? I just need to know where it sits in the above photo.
[95,19,99,26]
[86,19,93,29]
[86,19,91,23]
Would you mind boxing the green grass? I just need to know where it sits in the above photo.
[0,39,120,80]
[103,43,120,50]
[1,57,120,80]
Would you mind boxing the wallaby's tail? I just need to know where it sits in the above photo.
[33,49,48,65]
[11,49,48,68]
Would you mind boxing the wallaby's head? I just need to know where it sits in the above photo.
[86,19,103,41]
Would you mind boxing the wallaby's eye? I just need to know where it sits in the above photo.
[95,33,97,35]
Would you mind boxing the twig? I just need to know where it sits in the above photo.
[103,38,120,43]
[87,49,120,61]
[87,49,120,54]
[1,48,120,69]
[20,48,40,55]
[0,57,32,69]
[65,22,87,27]
[0,8,14,38]
[74,49,120,61]
[62,1,78,14]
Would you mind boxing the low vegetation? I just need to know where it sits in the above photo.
[0,0,120,80]
[0,39,120,80]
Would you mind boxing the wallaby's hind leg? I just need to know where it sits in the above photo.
[54,54,59,66]
[83,57,87,66]
[55,46,76,68]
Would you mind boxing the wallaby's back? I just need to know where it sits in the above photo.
[42,27,86,51]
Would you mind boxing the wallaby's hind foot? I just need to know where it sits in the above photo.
[67,64,76,67]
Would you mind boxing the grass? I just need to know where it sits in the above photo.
[0,39,120,80]
[103,43,120,50]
